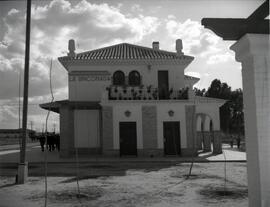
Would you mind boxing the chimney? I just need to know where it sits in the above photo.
[176,39,183,55]
[152,41,159,50]
[68,39,76,57]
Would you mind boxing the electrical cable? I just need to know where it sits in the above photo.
[44,59,54,207]
[75,143,81,201]
[223,149,227,194]
[187,88,196,179]
[18,68,22,153]
[74,68,82,203]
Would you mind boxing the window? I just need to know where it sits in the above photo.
[128,71,141,86]
[113,71,125,85]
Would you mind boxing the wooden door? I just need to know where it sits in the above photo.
[163,121,181,155]
[119,122,137,156]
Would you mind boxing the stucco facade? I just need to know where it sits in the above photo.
[41,40,225,158]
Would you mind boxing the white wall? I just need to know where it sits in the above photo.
[196,116,202,131]
[112,105,143,150]
[107,102,189,150]
[102,101,193,151]
[196,104,220,130]
[69,79,110,101]
[74,110,100,148]
[157,104,187,149]
[68,63,186,101]
[204,116,211,131]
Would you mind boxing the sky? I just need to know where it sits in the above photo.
[0,0,264,131]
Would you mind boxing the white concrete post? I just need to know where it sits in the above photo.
[17,162,28,184]
[231,34,270,207]
[188,83,195,100]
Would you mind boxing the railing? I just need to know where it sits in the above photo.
[106,86,189,100]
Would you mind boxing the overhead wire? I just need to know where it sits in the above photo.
[74,61,82,203]
[18,68,22,152]
[187,87,196,179]
[223,149,227,194]
[44,59,54,207]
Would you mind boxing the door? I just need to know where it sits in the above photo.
[158,71,169,99]
[119,122,137,156]
[163,122,181,155]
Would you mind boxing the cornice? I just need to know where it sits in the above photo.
[59,57,194,70]
[230,34,270,62]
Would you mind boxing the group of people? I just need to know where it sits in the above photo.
[37,133,60,152]
[230,135,241,149]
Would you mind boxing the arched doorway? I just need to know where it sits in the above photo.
[196,113,213,153]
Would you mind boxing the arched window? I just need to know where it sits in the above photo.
[128,71,141,86]
[113,71,125,85]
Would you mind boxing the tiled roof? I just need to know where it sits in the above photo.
[59,43,193,61]
[40,100,101,113]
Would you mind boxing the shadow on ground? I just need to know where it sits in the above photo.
[198,184,248,200]
[0,162,179,177]
[28,185,103,203]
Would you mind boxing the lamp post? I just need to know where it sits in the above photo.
[17,0,31,184]
[18,68,22,152]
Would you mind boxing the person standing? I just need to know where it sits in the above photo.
[230,135,234,148]
[237,136,241,149]
[39,134,45,152]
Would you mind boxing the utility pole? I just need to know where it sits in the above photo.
[18,68,22,152]
[17,0,31,184]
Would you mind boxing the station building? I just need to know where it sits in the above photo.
[40,39,225,157]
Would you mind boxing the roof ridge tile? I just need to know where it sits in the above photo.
[58,42,194,61]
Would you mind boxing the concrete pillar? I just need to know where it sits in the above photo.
[212,131,222,154]
[102,106,116,156]
[17,162,28,184]
[200,115,211,152]
[188,83,195,100]
[202,131,211,152]
[231,34,270,207]
[183,105,197,156]
[141,106,161,156]
[59,105,74,158]
[196,132,203,150]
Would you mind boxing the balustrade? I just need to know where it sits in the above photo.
[106,86,189,100]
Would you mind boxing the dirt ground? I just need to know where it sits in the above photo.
[0,162,247,207]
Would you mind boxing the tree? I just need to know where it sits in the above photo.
[229,89,244,134]
[205,79,232,132]
[194,88,206,96]
[195,79,244,135]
